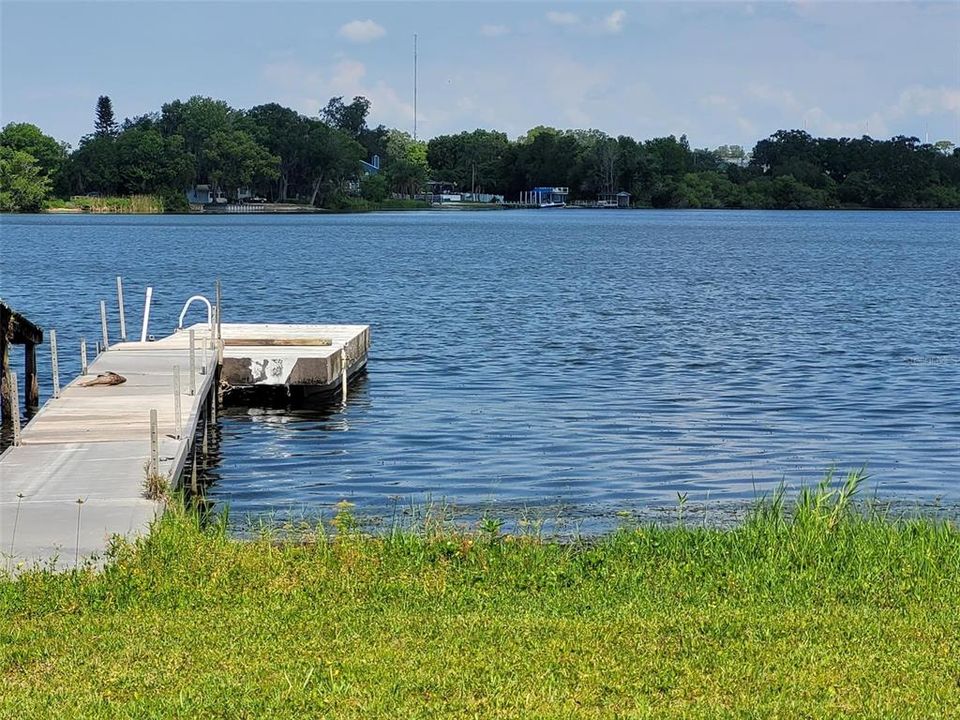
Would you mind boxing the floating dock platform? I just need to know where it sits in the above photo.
[0,313,369,572]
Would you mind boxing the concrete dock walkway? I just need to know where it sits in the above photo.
[0,321,370,572]
[0,339,217,571]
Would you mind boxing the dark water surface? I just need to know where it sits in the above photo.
[2,211,958,526]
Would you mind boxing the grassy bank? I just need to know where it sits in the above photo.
[45,195,166,213]
[2,475,959,718]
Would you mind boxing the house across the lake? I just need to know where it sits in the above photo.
[525,186,568,207]
[185,184,227,205]
[360,155,381,175]
[186,184,212,204]
[597,191,631,208]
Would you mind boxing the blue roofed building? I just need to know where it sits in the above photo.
[360,155,381,175]
[526,186,568,207]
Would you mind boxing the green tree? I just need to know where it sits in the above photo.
[360,172,388,202]
[933,140,955,157]
[384,130,429,197]
[644,135,690,178]
[206,129,279,197]
[0,122,69,195]
[0,147,52,211]
[160,96,235,183]
[115,127,193,194]
[321,96,372,139]
[301,119,365,206]
[69,133,118,195]
[243,103,306,201]
[95,95,118,137]
[427,129,510,193]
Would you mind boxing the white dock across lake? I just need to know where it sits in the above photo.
[0,314,369,572]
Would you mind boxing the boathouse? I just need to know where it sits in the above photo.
[598,191,631,208]
[529,187,569,205]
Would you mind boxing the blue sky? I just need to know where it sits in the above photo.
[2,1,958,149]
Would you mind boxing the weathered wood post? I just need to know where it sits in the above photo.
[80,337,88,375]
[1,302,11,425]
[210,378,217,422]
[24,340,39,412]
[190,441,199,494]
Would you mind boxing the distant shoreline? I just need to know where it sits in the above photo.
[11,204,956,216]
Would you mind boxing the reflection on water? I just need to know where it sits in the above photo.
[1,210,958,529]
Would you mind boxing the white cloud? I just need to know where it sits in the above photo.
[480,24,510,37]
[338,19,386,43]
[801,107,888,138]
[259,58,414,130]
[602,9,626,34]
[747,83,804,113]
[546,11,579,26]
[701,94,739,112]
[892,85,960,117]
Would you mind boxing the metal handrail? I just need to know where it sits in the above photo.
[177,295,213,331]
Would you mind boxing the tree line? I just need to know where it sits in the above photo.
[2,94,958,212]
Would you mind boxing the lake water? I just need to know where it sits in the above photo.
[2,210,958,527]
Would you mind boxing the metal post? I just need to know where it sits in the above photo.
[100,300,109,350]
[341,347,348,405]
[173,365,182,440]
[116,276,127,342]
[149,408,159,477]
[140,286,153,342]
[215,279,223,363]
[80,337,88,375]
[189,329,196,395]
[50,329,60,399]
[10,373,21,446]
[216,278,223,340]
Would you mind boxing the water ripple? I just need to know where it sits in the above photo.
[1,210,958,528]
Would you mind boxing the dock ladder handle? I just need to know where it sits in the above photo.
[177,295,214,333]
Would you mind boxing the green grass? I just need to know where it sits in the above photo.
[45,195,165,213]
[2,471,959,718]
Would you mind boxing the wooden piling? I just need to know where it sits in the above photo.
[0,306,10,424]
[24,341,39,412]
[190,441,198,494]
[1,302,42,424]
